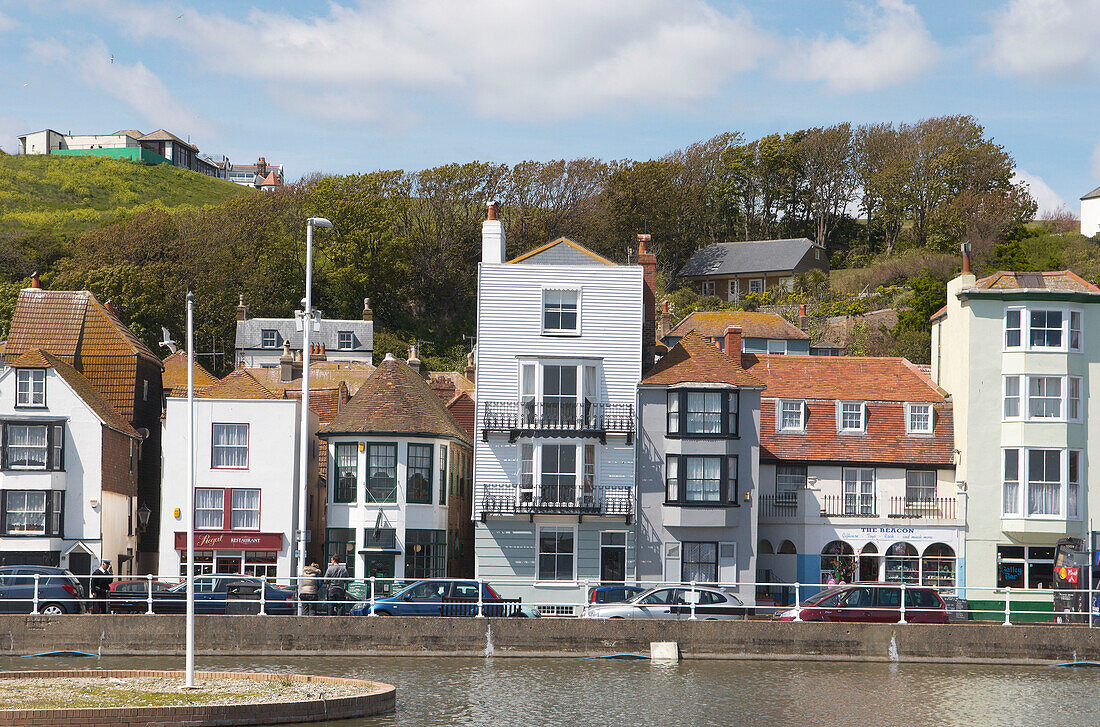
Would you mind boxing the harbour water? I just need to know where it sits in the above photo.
[5,654,1100,726]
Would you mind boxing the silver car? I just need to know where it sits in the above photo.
[582,585,746,620]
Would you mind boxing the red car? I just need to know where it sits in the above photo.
[773,584,949,623]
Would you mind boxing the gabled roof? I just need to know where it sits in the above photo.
[259,171,282,187]
[508,237,615,266]
[973,270,1100,292]
[235,318,373,352]
[742,353,945,402]
[667,311,808,341]
[10,349,139,438]
[642,332,766,388]
[161,350,217,397]
[247,361,376,398]
[196,368,277,400]
[319,354,471,443]
[111,129,145,139]
[1082,185,1100,201]
[678,238,824,277]
[139,129,197,150]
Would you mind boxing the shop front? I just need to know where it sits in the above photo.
[816,525,963,592]
[173,531,287,581]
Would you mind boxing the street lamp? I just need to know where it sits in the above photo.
[296,217,331,612]
[185,291,196,688]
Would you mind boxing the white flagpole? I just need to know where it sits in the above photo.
[185,291,195,687]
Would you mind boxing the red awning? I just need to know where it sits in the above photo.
[174,531,283,551]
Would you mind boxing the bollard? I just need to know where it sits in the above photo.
[689,580,698,620]
[476,579,485,618]
[582,579,591,615]
[899,582,907,624]
[793,582,802,622]
[146,573,155,615]
[32,574,40,615]
[259,581,266,616]
[1004,587,1012,626]
[369,576,377,617]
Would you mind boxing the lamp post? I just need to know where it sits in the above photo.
[296,217,331,612]
[185,291,195,688]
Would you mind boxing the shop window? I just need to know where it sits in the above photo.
[820,540,855,584]
[178,550,214,577]
[325,528,356,567]
[884,542,919,584]
[405,529,447,579]
[997,545,1054,589]
[921,543,956,590]
[244,551,277,580]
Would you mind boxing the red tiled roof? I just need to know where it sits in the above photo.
[741,354,946,402]
[668,311,808,341]
[643,332,766,388]
[195,368,277,399]
[974,270,1100,292]
[161,350,217,397]
[445,390,475,440]
[249,362,375,397]
[284,386,344,424]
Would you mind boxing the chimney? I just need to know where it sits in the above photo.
[236,294,248,321]
[407,345,424,376]
[658,300,672,340]
[638,233,657,372]
[464,348,476,384]
[724,326,743,364]
[257,156,267,176]
[362,297,373,322]
[314,343,327,362]
[279,341,294,382]
[104,299,119,317]
[798,303,808,331]
[29,271,41,289]
[482,201,506,265]
[960,242,971,274]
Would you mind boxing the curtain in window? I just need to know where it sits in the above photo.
[231,489,260,529]
[685,457,720,501]
[1028,450,1061,515]
[212,424,248,468]
[195,488,224,529]
[8,425,47,468]
[4,490,46,533]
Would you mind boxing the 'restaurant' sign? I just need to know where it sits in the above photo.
[174,531,283,551]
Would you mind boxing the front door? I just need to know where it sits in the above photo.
[600,532,626,582]
[215,556,242,575]
[68,552,92,596]
[859,555,879,582]
[362,554,396,596]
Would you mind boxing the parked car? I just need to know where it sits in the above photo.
[588,585,646,605]
[107,579,175,614]
[0,566,86,614]
[582,585,746,620]
[152,575,295,615]
[772,584,948,624]
[351,579,531,617]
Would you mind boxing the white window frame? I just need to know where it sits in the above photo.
[905,403,933,434]
[337,331,354,350]
[1002,448,1020,516]
[766,339,788,355]
[1003,306,1083,352]
[748,279,764,294]
[15,369,46,408]
[211,423,249,470]
[1068,449,1082,520]
[1069,376,1083,422]
[1003,374,1081,422]
[728,279,739,300]
[842,467,875,515]
[1002,447,1081,520]
[777,399,806,432]
[541,288,581,335]
[1003,375,1022,420]
[535,524,577,584]
[701,281,715,297]
[260,329,279,348]
[1027,376,1063,419]
[836,401,866,434]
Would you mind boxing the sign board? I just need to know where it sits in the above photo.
[174,531,283,551]
[295,529,312,543]
[833,526,956,544]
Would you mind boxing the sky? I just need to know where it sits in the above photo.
[0,0,1098,215]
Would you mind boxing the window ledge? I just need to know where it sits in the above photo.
[540,331,581,337]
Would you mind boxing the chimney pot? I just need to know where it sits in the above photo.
[798,303,809,332]
[362,297,373,321]
[29,272,41,289]
[960,242,972,274]
[658,299,672,340]
[236,293,248,321]
[482,202,506,264]
[636,233,651,255]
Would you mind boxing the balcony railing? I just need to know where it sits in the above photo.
[481,401,635,444]
[888,496,957,520]
[478,483,634,520]
[758,495,798,518]
[757,490,959,522]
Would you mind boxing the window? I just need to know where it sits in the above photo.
[767,339,787,354]
[540,444,576,503]
[1070,311,1082,350]
[778,400,805,431]
[583,444,596,502]
[325,528,355,567]
[1030,310,1063,348]
[905,470,936,503]
[1028,377,1061,419]
[179,551,214,577]
[685,457,721,502]
[230,489,260,529]
[681,542,718,583]
[748,279,763,294]
[439,445,448,506]
[366,444,397,502]
[1070,377,1082,421]
[665,455,679,501]
[211,424,248,469]
[907,403,933,434]
[405,529,446,579]
[1003,376,1021,419]
[1005,309,1021,348]
[727,455,738,504]
[542,365,578,425]
[838,401,865,433]
[728,280,739,299]
[15,370,45,407]
[1002,449,1020,515]
[1068,450,1081,519]
[334,443,358,503]
[997,545,1055,589]
[244,551,277,580]
[537,526,575,581]
[776,465,806,505]
[1028,449,1061,516]
[2,490,62,536]
[701,281,715,297]
[195,488,224,529]
[337,331,353,350]
[4,424,50,470]
[362,527,397,550]
[842,468,875,515]
[665,455,737,505]
[667,390,739,437]
[407,443,433,504]
[542,290,579,333]
[686,392,721,434]
[666,392,680,435]
[519,443,535,501]
[260,329,278,348]
[1005,308,1082,351]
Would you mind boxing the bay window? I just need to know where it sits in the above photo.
[1003,377,1021,419]
[666,389,739,437]
[1030,310,1063,348]
[2,422,64,471]
[1028,449,1060,516]
[1002,449,1019,515]
[15,369,45,407]
[2,490,62,536]
[211,423,248,469]
[1002,447,1083,519]
[1004,307,1083,352]
[665,454,739,505]
[1028,377,1061,418]
[407,443,433,504]
[1003,375,1082,421]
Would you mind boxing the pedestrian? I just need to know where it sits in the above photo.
[827,575,837,587]
[90,560,112,614]
[299,562,322,615]
[324,555,350,616]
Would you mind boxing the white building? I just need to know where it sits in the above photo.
[0,349,141,578]
[234,295,373,368]
[1082,186,1100,238]
[932,267,1100,618]
[473,206,644,613]
[158,367,317,581]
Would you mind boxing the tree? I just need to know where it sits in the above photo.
[800,123,858,249]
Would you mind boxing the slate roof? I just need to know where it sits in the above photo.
[235,318,373,353]
[1082,185,1100,201]
[508,238,615,266]
[678,238,824,277]
[741,353,945,402]
[642,332,766,388]
[973,270,1100,292]
[667,311,808,341]
[3,289,162,420]
[195,368,277,399]
[319,354,471,443]
[10,349,139,438]
[161,350,218,397]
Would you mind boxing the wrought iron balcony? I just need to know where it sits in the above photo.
[480,401,635,444]
[888,497,957,520]
[478,483,634,520]
[758,494,798,518]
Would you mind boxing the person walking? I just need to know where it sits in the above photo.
[324,556,350,616]
[90,560,113,614]
[300,562,322,615]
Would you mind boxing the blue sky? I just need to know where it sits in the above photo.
[1,0,1097,215]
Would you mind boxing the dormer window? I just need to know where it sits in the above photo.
[15,369,46,408]
[543,290,579,334]
[261,329,279,348]
[906,403,933,434]
[837,401,866,433]
[337,331,354,350]
[778,400,805,432]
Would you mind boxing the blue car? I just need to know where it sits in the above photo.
[351,579,519,616]
[158,575,295,614]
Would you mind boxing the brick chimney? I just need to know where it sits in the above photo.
[724,326,742,365]
[256,156,267,177]
[279,341,294,382]
[798,303,808,331]
[960,242,971,274]
[407,345,424,377]
[482,202,506,265]
[236,294,248,321]
[362,297,373,322]
[104,299,119,317]
[658,300,672,340]
[464,348,476,383]
[29,272,41,289]
[638,233,657,372]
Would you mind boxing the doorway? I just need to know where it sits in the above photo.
[859,544,880,582]
[68,551,92,595]
[600,532,627,582]
[215,555,243,574]
[362,553,396,595]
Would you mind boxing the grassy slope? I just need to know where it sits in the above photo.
[0,154,252,234]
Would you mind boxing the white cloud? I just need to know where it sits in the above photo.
[987,0,1100,79]
[1012,169,1066,217]
[0,114,28,154]
[0,11,17,32]
[780,0,939,93]
[83,0,774,122]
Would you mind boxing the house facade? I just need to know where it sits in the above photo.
[17,128,221,176]
[1082,186,1100,238]
[0,350,141,579]
[635,329,764,604]
[664,310,810,355]
[473,212,643,613]
[319,353,473,589]
[932,268,1100,616]
[678,238,828,300]
[747,354,959,603]
[234,296,374,368]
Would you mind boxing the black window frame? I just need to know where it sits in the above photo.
[664,454,740,507]
[0,490,63,537]
[665,389,740,439]
[334,442,359,503]
[681,541,719,583]
[1,421,65,472]
[366,443,398,503]
[406,443,433,504]
[325,527,355,567]
[405,528,447,579]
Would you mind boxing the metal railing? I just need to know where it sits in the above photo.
[758,495,798,517]
[480,401,635,443]
[759,491,959,522]
[819,494,877,518]
[479,482,634,517]
[888,497,957,520]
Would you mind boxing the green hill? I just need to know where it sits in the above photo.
[0,154,252,235]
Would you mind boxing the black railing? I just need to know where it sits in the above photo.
[819,494,877,518]
[888,497,957,520]
[758,494,798,517]
[481,401,635,443]
[480,484,633,518]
